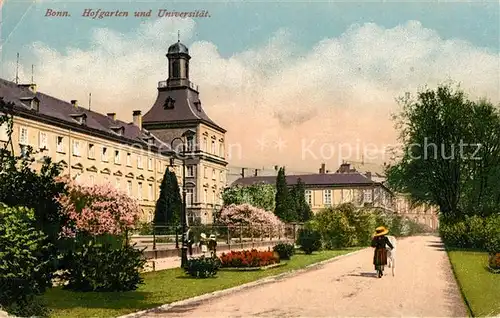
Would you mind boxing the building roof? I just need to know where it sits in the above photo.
[232,172,378,187]
[0,78,168,150]
[167,41,189,55]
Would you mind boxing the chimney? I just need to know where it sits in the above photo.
[319,163,326,174]
[107,113,116,121]
[337,163,351,173]
[71,100,78,108]
[254,169,258,176]
[366,171,372,180]
[241,168,245,178]
[133,110,142,130]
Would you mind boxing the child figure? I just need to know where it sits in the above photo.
[208,234,217,258]
[199,233,208,256]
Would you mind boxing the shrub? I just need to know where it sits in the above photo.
[273,243,295,260]
[218,204,285,237]
[340,205,376,246]
[59,240,146,292]
[464,215,488,248]
[439,219,468,248]
[219,250,278,268]
[0,204,53,317]
[296,227,321,254]
[315,207,356,249]
[184,256,221,278]
[484,215,500,254]
[222,184,276,212]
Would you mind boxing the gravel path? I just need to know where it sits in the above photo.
[143,235,467,317]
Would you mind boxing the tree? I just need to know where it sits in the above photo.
[386,83,500,222]
[274,166,295,222]
[290,178,313,222]
[221,183,276,211]
[154,168,182,226]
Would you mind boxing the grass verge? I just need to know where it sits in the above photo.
[42,248,359,318]
[447,249,500,317]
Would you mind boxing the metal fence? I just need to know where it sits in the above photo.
[130,223,304,252]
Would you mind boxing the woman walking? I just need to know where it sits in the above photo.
[371,226,394,278]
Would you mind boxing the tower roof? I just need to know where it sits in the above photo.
[167,41,189,55]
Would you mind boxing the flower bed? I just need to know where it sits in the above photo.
[219,249,279,268]
[219,262,286,271]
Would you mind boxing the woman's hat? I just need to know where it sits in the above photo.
[209,234,216,240]
[200,233,207,239]
[374,226,389,237]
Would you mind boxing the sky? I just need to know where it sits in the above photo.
[0,0,499,172]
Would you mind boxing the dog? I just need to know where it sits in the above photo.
[386,235,397,276]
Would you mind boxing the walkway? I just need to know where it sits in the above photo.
[143,235,467,317]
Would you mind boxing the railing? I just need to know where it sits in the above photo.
[130,223,304,252]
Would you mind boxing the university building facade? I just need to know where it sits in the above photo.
[0,40,227,224]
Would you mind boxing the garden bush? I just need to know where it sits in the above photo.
[314,207,356,249]
[59,240,147,292]
[218,203,284,237]
[339,204,376,246]
[273,243,295,260]
[0,204,53,317]
[296,227,321,254]
[184,256,221,278]
[484,215,500,254]
[219,250,279,268]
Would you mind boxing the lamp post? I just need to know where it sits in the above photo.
[170,129,196,268]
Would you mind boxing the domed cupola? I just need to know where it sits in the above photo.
[165,33,191,88]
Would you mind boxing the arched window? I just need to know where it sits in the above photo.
[172,60,180,78]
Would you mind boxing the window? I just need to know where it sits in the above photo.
[88,143,95,159]
[219,171,223,182]
[137,156,143,169]
[186,188,193,207]
[148,157,153,170]
[211,140,215,154]
[114,150,120,164]
[56,136,64,153]
[39,131,47,149]
[137,182,143,200]
[127,181,132,196]
[0,123,8,141]
[212,190,216,204]
[74,174,81,183]
[126,153,131,166]
[72,140,80,156]
[204,189,208,203]
[363,189,373,203]
[219,142,224,157]
[20,145,28,158]
[186,137,194,151]
[89,175,95,185]
[148,184,153,201]
[186,166,194,177]
[101,147,108,162]
[204,167,208,178]
[19,126,28,145]
[104,176,109,183]
[323,189,332,205]
[115,178,120,189]
[212,169,216,180]
[305,190,312,206]
[203,137,208,152]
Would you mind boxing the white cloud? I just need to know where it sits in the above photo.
[4,19,499,171]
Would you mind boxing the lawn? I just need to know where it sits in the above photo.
[42,249,359,318]
[447,250,500,317]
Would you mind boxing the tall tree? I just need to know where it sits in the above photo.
[386,83,500,222]
[154,168,182,226]
[293,178,313,222]
[275,166,294,222]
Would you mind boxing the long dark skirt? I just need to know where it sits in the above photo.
[373,248,388,266]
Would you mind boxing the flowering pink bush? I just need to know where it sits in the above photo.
[56,178,141,237]
[218,204,285,237]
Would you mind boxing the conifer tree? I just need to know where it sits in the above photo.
[293,178,313,222]
[275,166,293,222]
[154,168,182,227]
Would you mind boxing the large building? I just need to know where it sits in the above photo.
[0,40,228,225]
[232,163,396,214]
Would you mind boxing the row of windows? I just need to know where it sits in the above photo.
[202,136,224,157]
[4,125,165,170]
[304,189,374,206]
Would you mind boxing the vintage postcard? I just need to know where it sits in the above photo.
[0,0,499,317]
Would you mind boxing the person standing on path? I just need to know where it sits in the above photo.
[371,226,394,278]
